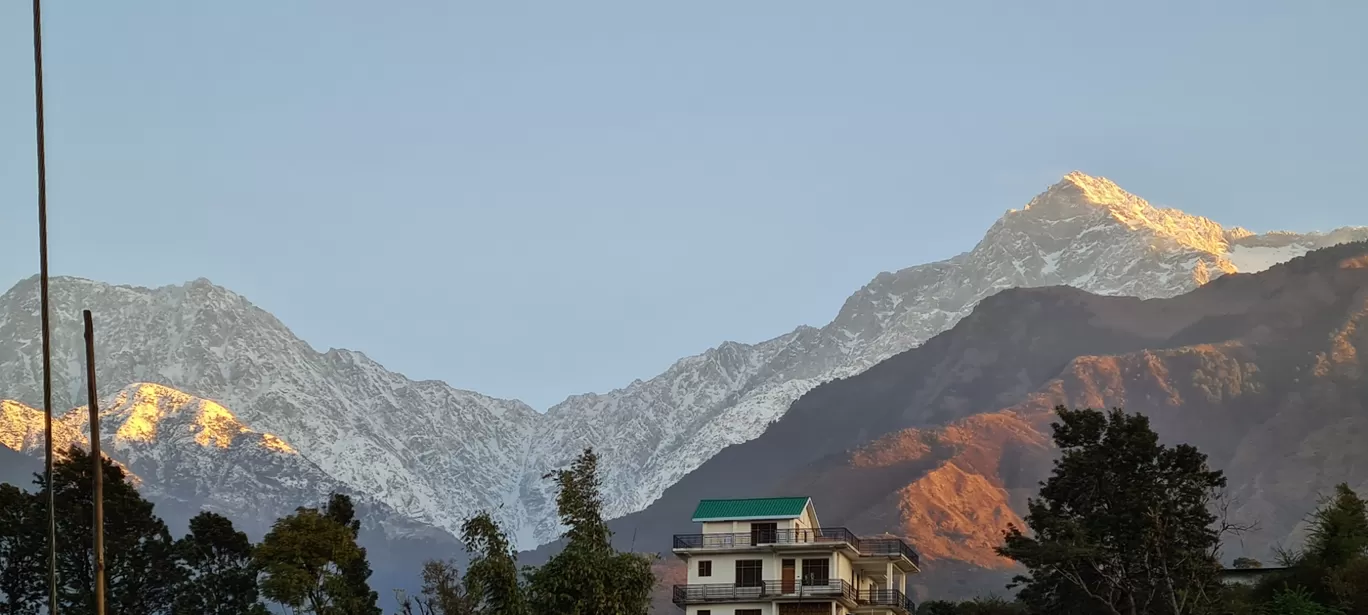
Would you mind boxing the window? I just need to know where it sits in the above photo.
[697,611,711,615]
[697,560,712,577]
[736,611,762,615]
[735,559,763,587]
[801,558,830,583]
[749,522,778,545]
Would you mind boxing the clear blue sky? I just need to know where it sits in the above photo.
[2,1,1364,410]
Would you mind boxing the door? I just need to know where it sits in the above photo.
[782,559,796,594]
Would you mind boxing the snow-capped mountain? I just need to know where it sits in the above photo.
[0,383,432,539]
[0,280,539,540]
[1,171,1364,549]
[524,171,1368,544]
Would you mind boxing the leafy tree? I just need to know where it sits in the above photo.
[997,407,1234,615]
[525,448,655,615]
[320,494,381,615]
[173,511,267,615]
[1303,484,1368,570]
[460,512,528,615]
[396,559,476,615]
[255,493,378,615]
[0,483,42,615]
[1232,557,1262,570]
[1260,484,1368,611]
[41,446,182,614]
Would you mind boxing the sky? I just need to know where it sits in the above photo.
[1,1,1364,410]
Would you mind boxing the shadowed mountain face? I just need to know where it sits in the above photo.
[532,242,1368,604]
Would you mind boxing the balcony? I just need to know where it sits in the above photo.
[671,527,920,567]
[672,579,856,606]
[857,536,922,568]
[673,527,860,550]
[856,588,917,614]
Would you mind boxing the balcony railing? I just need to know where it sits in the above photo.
[672,579,856,606]
[858,536,922,567]
[672,527,920,567]
[858,588,917,613]
[673,527,860,550]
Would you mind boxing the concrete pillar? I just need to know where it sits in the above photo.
[899,571,906,594]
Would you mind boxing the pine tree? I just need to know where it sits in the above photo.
[173,512,267,615]
[525,448,655,615]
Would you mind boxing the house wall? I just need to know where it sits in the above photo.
[686,604,776,615]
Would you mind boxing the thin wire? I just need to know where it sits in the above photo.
[32,0,59,612]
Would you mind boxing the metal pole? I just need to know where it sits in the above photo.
[31,0,59,612]
[84,311,106,615]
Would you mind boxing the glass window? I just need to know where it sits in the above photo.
[735,559,763,587]
[801,558,830,583]
[697,560,712,577]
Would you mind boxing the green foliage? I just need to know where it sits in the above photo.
[997,407,1229,615]
[173,512,267,615]
[1263,586,1342,615]
[1233,558,1264,570]
[396,559,477,615]
[321,493,382,615]
[524,448,655,615]
[460,512,528,615]
[45,446,182,614]
[1254,484,1368,612]
[1303,484,1368,571]
[915,597,1025,615]
[255,493,377,615]
[0,483,42,615]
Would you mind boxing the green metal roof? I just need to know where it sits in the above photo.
[691,497,811,522]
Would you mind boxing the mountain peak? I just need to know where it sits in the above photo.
[1019,171,1147,219]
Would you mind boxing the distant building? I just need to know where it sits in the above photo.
[1218,566,1289,586]
[670,497,921,615]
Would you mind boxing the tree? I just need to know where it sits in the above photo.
[997,407,1234,615]
[41,446,181,614]
[0,483,41,615]
[460,512,528,615]
[173,512,267,615]
[1262,483,1368,611]
[525,448,655,615]
[396,559,476,615]
[1264,586,1343,615]
[320,494,381,615]
[255,493,378,615]
[1231,557,1262,570]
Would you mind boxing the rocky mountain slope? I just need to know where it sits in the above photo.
[553,241,1368,604]
[1,172,1364,550]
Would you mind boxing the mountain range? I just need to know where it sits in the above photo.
[2,172,1366,602]
[573,239,1368,605]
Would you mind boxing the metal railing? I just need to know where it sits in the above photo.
[672,527,860,550]
[672,579,856,605]
[671,527,921,567]
[858,537,922,567]
[858,588,917,613]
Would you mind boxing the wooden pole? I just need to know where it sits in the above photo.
[31,0,59,612]
[83,311,107,615]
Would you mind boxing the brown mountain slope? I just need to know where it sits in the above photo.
[525,242,1368,605]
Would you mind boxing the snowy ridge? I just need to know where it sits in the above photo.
[0,383,432,537]
[1,171,1364,549]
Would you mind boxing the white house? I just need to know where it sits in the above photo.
[670,497,921,615]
